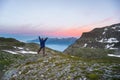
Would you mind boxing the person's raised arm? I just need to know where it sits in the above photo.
[38,36,41,42]
[44,37,48,42]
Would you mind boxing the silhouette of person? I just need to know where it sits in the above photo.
[38,36,48,56]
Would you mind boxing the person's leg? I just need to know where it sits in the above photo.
[43,47,45,56]
[38,47,42,54]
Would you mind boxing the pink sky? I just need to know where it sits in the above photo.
[0,16,119,37]
[0,0,120,37]
[12,16,120,37]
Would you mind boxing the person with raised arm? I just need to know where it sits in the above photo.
[38,36,48,56]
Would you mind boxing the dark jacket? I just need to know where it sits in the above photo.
[39,36,48,48]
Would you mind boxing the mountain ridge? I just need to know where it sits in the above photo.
[64,23,120,54]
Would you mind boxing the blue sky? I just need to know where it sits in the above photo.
[0,0,120,37]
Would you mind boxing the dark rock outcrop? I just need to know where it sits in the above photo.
[64,23,120,54]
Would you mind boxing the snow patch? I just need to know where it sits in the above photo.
[17,47,24,50]
[17,50,37,54]
[105,44,118,49]
[3,50,18,54]
[13,46,17,48]
[98,38,104,42]
[115,25,120,28]
[102,32,105,35]
[104,28,108,31]
[3,50,37,54]
[105,44,114,49]
[109,47,118,50]
[102,28,107,35]
[98,38,119,43]
[112,27,116,29]
[107,38,119,43]
[108,54,120,57]
[83,43,87,48]
[105,44,110,49]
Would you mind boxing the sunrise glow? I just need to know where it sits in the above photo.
[0,0,120,37]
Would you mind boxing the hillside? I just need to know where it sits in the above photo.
[0,37,55,79]
[64,23,120,55]
[0,37,120,80]
[1,50,120,80]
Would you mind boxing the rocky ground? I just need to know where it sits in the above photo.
[1,50,120,80]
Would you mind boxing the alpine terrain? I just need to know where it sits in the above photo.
[0,23,120,80]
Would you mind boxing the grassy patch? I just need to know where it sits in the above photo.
[74,75,82,79]
[87,73,100,80]
[24,43,39,51]
[0,51,23,70]
[69,48,114,59]
[65,48,120,63]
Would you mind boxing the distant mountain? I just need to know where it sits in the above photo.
[0,34,37,42]
[27,37,77,45]
[64,23,120,54]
